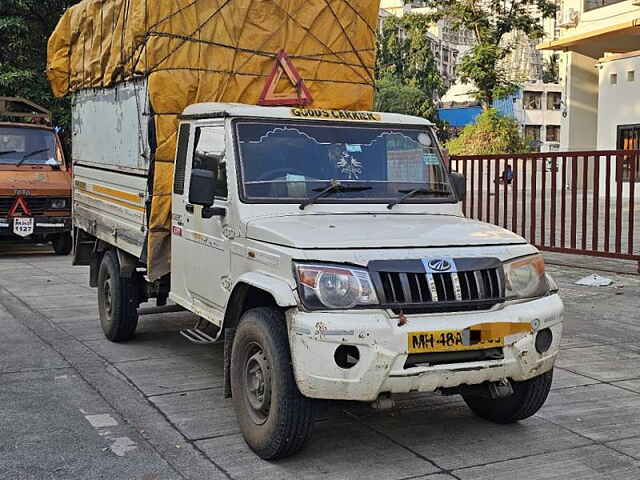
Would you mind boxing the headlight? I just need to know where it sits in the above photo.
[50,198,68,209]
[295,264,379,310]
[504,254,549,300]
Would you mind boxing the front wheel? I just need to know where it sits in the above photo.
[462,369,553,424]
[97,250,139,342]
[52,232,72,255]
[230,307,314,460]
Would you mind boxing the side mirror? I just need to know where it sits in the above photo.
[189,169,215,207]
[449,172,466,202]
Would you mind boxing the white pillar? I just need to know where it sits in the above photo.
[560,51,599,151]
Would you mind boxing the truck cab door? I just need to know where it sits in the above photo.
[171,121,230,321]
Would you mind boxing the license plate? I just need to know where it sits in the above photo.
[13,217,34,237]
[408,330,504,354]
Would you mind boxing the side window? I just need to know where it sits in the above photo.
[173,123,191,195]
[193,127,228,199]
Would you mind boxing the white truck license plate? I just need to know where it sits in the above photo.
[13,217,34,237]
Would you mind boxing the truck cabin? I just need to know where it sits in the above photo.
[0,97,66,171]
[0,124,66,171]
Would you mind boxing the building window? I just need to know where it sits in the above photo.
[523,91,542,110]
[525,125,542,152]
[547,92,562,110]
[546,125,561,143]
[628,71,635,82]
[584,0,626,11]
[610,73,618,85]
[617,125,640,183]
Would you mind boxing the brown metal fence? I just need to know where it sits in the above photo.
[450,150,640,271]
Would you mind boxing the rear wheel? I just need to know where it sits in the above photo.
[52,232,72,255]
[230,307,314,460]
[97,250,139,342]
[462,369,553,424]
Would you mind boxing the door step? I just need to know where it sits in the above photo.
[180,317,221,344]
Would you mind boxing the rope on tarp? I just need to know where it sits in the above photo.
[142,32,375,70]
[61,0,377,93]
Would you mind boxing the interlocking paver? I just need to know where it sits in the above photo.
[539,383,640,442]
[196,420,441,480]
[556,344,640,382]
[347,404,591,471]
[149,388,239,440]
[1,245,639,479]
[454,444,640,480]
[115,352,224,396]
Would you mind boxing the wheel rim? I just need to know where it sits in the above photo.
[242,342,271,425]
[100,271,114,331]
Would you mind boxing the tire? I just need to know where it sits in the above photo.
[462,369,553,424]
[97,250,139,342]
[52,232,72,255]
[230,307,314,460]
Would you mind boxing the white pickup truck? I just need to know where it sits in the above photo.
[72,97,563,459]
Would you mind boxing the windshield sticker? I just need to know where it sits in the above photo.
[423,153,440,165]
[286,174,307,196]
[1,135,25,152]
[286,174,306,182]
[345,144,362,153]
[291,108,381,121]
[336,152,363,179]
[243,127,329,145]
[417,133,432,147]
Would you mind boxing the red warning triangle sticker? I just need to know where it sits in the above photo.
[258,50,313,107]
[8,195,31,217]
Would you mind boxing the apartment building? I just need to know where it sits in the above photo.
[538,0,640,154]
[438,82,564,152]
[518,82,564,152]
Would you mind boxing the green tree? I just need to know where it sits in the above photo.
[0,1,79,129]
[375,74,435,118]
[423,0,557,108]
[446,108,529,155]
[376,14,446,120]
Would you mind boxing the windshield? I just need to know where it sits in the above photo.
[235,121,453,203]
[0,127,59,166]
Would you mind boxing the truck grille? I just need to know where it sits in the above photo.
[0,196,62,216]
[369,258,505,314]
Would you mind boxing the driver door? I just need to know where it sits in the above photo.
[172,122,230,318]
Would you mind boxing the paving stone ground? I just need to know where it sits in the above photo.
[1,242,639,480]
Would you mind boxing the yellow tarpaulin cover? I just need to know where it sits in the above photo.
[47,0,379,280]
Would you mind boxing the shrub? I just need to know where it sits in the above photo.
[446,109,530,155]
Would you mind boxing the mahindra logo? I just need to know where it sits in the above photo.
[428,258,452,272]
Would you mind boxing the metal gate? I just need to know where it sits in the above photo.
[450,150,640,271]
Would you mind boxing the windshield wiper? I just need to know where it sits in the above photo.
[15,148,50,167]
[387,187,450,210]
[0,150,18,157]
[299,179,372,210]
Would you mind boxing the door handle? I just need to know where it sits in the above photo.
[185,204,194,213]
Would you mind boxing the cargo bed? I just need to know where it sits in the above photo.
[72,80,151,259]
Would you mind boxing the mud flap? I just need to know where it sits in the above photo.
[223,327,236,398]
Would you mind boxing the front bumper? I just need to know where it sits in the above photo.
[0,216,71,238]
[287,294,563,402]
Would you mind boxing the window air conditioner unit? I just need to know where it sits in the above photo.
[558,9,579,28]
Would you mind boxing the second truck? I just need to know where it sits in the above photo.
[48,0,563,459]
[0,97,72,254]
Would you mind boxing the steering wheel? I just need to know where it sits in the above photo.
[255,168,307,182]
